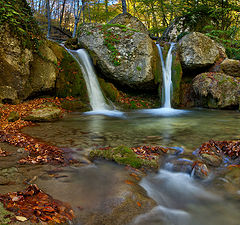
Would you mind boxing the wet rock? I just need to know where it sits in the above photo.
[200,153,223,167]
[220,59,240,77]
[0,167,23,185]
[23,106,62,122]
[178,32,220,71]
[192,161,209,179]
[164,158,194,174]
[193,72,240,109]
[89,146,160,170]
[78,23,161,90]
[78,179,156,225]
[64,37,81,50]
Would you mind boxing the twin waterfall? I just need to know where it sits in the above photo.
[157,43,175,109]
[69,44,175,115]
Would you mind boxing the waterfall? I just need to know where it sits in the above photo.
[70,49,110,111]
[68,49,124,117]
[157,43,175,108]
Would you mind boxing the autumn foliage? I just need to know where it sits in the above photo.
[199,139,240,158]
[0,97,75,164]
[0,184,74,223]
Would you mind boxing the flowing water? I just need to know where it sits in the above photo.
[22,109,240,225]
[69,49,124,117]
[157,43,175,108]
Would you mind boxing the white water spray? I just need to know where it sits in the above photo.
[157,43,175,108]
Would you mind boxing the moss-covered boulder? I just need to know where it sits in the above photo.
[0,0,88,104]
[220,59,240,77]
[78,23,161,91]
[49,41,88,102]
[193,72,240,108]
[89,146,160,170]
[23,106,62,122]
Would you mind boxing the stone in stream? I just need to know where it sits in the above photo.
[89,146,161,170]
[200,153,223,167]
[23,106,63,122]
[191,161,209,179]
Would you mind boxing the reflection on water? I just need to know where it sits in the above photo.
[24,108,240,153]
[22,109,240,225]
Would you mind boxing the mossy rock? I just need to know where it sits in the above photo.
[50,42,88,102]
[60,99,89,112]
[89,146,159,170]
[98,77,119,102]
[64,38,81,50]
[23,106,62,122]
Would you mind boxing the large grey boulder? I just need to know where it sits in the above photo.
[109,13,149,35]
[193,72,240,108]
[78,23,161,90]
[178,32,220,71]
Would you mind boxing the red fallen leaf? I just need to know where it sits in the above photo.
[137,201,141,207]
[125,180,134,185]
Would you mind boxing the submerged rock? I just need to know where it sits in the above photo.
[78,23,161,90]
[220,59,240,77]
[23,106,62,122]
[178,32,220,71]
[193,72,240,108]
[192,161,209,179]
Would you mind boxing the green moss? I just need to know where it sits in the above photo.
[98,77,119,102]
[0,202,14,224]
[89,146,159,169]
[136,66,142,71]
[171,53,183,107]
[54,46,88,102]
[0,0,43,51]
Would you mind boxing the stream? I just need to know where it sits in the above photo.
[19,108,240,225]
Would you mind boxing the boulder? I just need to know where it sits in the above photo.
[78,23,161,90]
[220,59,240,77]
[200,153,223,167]
[23,106,62,122]
[0,86,18,104]
[177,32,220,71]
[109,13,149,35]
[193,72,240,108]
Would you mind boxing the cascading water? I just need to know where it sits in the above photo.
[69,49,123,117]
[70,49,110,111]
[157,43,175,108]
[139,43,187,116]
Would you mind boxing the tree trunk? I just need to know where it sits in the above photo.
[105,0,108,22]
[46,0,51,38]
[59,0,66,28]
[122,0,127,13]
